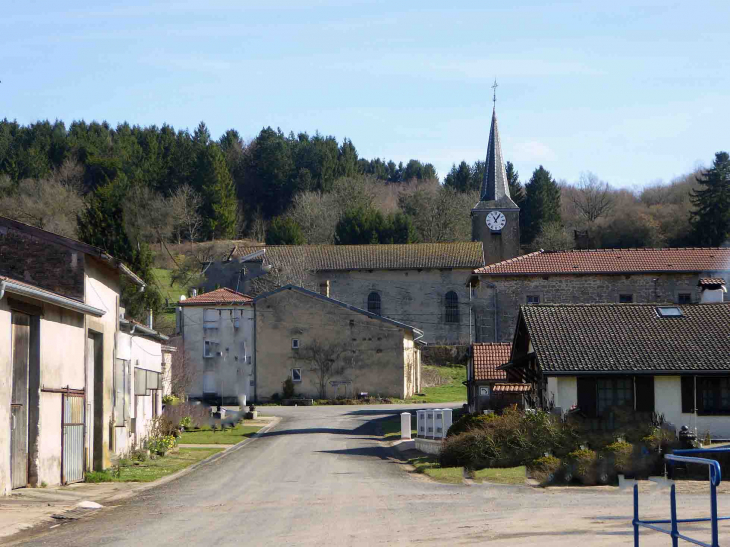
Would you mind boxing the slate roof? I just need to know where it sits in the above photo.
[518,303,730,375]
[178,287,252,306]
[474,248,730,275]
[478,107,518,207]
[233,242,484,271]
[472,342,512,381]
[492,383,531,393]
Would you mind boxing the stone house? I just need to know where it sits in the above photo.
[0,216,146,492]
[253,284,423,400]
[465,342,529,413]
[177,288,255,405]
[204,242,483,344]
[503,282,730,438]
[468,248,730,343]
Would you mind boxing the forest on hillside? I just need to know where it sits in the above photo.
[1,118,728,318]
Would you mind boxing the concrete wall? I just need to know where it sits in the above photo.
[254,288,418,400]
[474,272,730,342]
[0,299,11,495]
[547,376,577,413]
[181,305,255,403]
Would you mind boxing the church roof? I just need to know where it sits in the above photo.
[232,242,485,271]
[477,107,518,208]
[473,248,730,275]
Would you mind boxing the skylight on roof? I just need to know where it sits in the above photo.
[656,306,683,318]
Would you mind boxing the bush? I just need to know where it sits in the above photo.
[566,449,598,485]
[163,402,210,429]
[131,448,148,462]
[147,435,177,456]
[440,429,499,469]
[602,441,633,475]
[179,416,192,429]
[282,378,296,399]
[163,395,180,406]
[86,470,114,483]
[528,456,562,485]
[446,413,496,437]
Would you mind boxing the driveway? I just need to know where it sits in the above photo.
[7,404,729,546]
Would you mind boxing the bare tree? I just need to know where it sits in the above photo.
[399,184,476,242]
[288,191,340,244]
[531,221,575,251]
[249,208,267,243]
[167,337,197,399]
[298,340,359,399]
[170,184,203,245]
[571,172,614,222]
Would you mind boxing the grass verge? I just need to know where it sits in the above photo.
[85,448,223,483]
[380,415,416,440]
[408,365,466,404]
[407,456,525,485]
[180,424,262,444]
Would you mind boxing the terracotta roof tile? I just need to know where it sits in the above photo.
[474,248,730,275]
[234,242,484,271]
[699,278,727,287]
[520,303,730,374]
[492,383,531,393]
[179,288,252,306]
[472,342,512,381]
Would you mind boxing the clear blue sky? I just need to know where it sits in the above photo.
[3,0,729,188]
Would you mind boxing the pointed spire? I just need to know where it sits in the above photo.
[479,104,512,203]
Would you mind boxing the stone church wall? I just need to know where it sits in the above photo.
[473,272,728,343]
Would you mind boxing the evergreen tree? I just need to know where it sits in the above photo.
[335,206,384,244]
[266,216,306,245]
[522,166,562,244]
[690,151,730,246]
[444,161,476,192]
[505,161,525,207]
[194,144,237,239]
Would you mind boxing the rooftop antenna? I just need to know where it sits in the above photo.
[492,78,498,106]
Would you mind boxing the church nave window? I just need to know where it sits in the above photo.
[367,292,381,315]
[445,291,459,323]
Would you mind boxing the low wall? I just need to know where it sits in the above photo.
[415,438,443,456]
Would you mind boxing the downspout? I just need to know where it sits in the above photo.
[253,304,257,403]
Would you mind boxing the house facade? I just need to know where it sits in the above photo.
[254,285,423,400]
[469,248,730,343]
[177,288,255,405]
[465,342,529,413]
[503,286,730,438]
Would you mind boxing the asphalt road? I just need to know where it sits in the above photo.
[8,404,730,546]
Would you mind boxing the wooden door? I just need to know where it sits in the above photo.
[10,313,30,489]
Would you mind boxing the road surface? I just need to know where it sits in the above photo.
[8,404,729,546]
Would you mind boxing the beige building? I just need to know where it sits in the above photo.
[177,288,255,405]
[254,285,423,401]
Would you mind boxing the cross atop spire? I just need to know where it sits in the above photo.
[478,94,515,206]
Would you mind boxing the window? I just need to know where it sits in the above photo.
[619,294,633,303]
[204,340,215,358]
[677,293,692,304]
[657,306,683,318]
[291,339,300,349]
[114,359,129,423]
[526,295,540,305]
[697,377,730,415]
[203,309,219,329]
[291,368,302,383]
[445,291,459,323]
[596,378,634,415]
[367,292,381,315]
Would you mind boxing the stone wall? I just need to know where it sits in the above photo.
[473,271,730,343]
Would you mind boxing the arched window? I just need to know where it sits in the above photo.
[367,292,381,315]
[445,291,459,323]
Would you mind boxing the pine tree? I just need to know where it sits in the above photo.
[522,166,562,244]
[194,144,237,239]
[506,161,525,207]
[444,161,475,192]
[689,152,730,247]
[266,216,305,245]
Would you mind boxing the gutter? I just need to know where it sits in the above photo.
[1,280,105,317]
[120,318,169,341]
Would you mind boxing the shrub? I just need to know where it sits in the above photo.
[147,435,177,456]
[440,429,499,469]
[86,470,114,483]
[566,449,598,485]
[603,441,633,475]
[446,413,496,437]
[282,378,295,399]
[271,392,280,401]
[528,456,562,485]
[131,448,148,462]
[162,395,180,406]
[179,416,192,429]
[163,402,210,429]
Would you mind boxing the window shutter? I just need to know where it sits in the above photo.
[635,376,654,412]
[681,376,694,413]
[577,377,597,418]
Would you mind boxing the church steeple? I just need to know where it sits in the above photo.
[479,106,513,203]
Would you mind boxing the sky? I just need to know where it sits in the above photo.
[3,0,730,188]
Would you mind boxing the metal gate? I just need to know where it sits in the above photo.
[62,394,85,484]
[10,313,30,489]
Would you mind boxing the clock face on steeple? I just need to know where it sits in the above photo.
[486,211,507,232]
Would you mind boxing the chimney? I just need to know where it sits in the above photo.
[699,278,727,304]
[319,280,330,298]
[147,310,154,329]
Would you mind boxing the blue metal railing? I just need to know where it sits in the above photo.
[633,449,730,547]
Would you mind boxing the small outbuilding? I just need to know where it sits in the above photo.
[466,342,530,413]
[254,285,423,400]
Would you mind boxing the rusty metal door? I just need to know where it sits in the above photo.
[10,313,30,489]
[62,394,85,484]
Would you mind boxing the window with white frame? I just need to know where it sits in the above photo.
[204,340,217,358]
[291,338,300,349]
[203,309,219,329]
[526,295,540,304]
[291,368,302,382]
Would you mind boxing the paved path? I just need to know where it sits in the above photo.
[7,404,730,546]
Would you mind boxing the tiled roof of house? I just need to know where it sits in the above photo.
[178,287,252,306]
[233,242,484,271]
[519,303,730,374]
[472,342,512,381]
[699,278,727,287]
[492,383,531,393]
[473,248,730,275]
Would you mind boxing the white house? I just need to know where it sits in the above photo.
[502,280,730,438]
[177,288,254,405]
